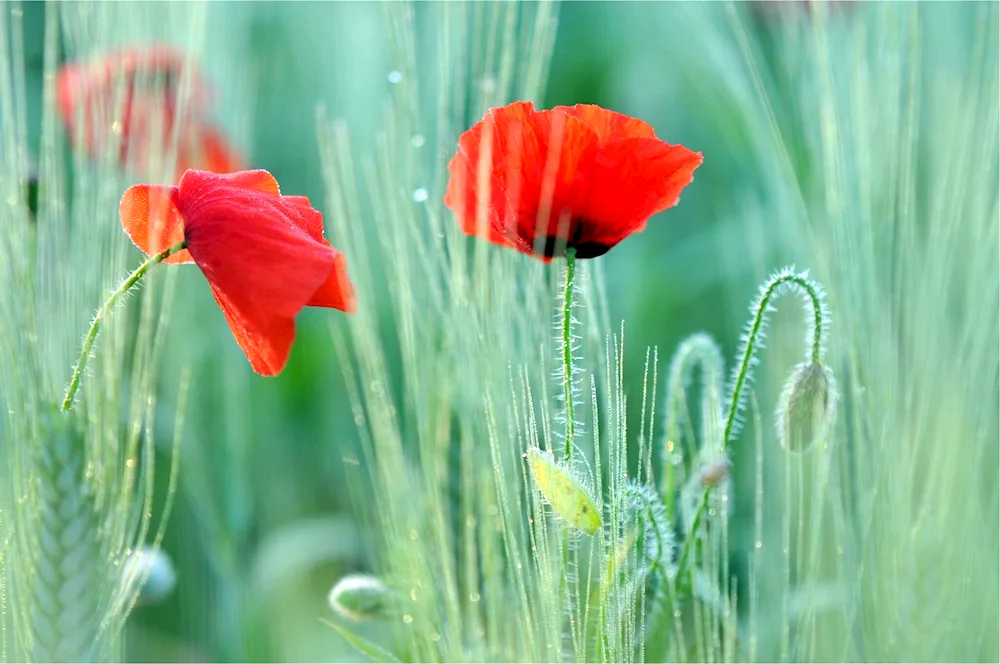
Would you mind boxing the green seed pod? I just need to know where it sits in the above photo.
[776,361,838,452]
[328,573,391,622]
[526,448,601,535]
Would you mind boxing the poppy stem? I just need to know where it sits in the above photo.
[557,248,579,629]
[561,248,577,461]
[61,241,188,411]
[672,270,826,593]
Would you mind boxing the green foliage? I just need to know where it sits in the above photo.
[1,1,996,663]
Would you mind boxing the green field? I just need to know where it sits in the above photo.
[1,2,997,662]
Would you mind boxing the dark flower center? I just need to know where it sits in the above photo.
[539,220,610,259]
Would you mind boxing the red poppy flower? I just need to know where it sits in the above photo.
[58,45,242,177]
[119,169,356,376]
[444,101,703,261]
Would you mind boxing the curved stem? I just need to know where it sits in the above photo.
[61,241,187,411]
[561,248,577,461]
[674,271,824,589]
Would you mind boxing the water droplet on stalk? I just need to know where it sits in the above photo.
[388,70,403,84]
[409,134,425,148]
[412,188,428,203]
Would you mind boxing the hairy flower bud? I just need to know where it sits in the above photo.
[698,457,732,487]
[526,448,602,535]
[776,361,837,452]
[328,573,391,622]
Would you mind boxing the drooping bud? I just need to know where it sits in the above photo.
[775,361,838,452]
[328,573,391,622]
[526,447,602,535]
[681,453,734,536]
[123,546,177,605]
[698,457,732,487]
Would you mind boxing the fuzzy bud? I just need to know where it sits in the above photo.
[776,361,837,452]
[123,546,177,605]
[526,448,601,535]
[328,573,390,622]
[699,457,732,487]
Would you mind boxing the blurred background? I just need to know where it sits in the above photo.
[14,1,998,661]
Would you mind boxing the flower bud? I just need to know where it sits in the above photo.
[123,546,177,605]
[328,573,390,622]
[526,448,602,535]
[775,361,838,452]
[698,457,732,487]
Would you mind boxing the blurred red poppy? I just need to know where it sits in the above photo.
[119,169,356,376]
[444,101,703,261]
[57,45,242,177]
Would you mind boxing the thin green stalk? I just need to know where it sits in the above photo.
[61,241,187,411]
[561,248,577,460]
[674,271,825,588]
[557,248,578,654]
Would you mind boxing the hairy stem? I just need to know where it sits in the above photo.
[62,241,187,411]
[674,271,825,588]
[557,249,578,648]
[661,333,725,521]
[561,248,577,461]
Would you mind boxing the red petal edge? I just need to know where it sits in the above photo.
[119,184,193,264]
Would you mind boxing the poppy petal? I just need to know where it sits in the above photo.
[269,194,357,313]
[579,137,703,248]
[208,283,296,376]
[184,195,335,372]
[555,104,657,141]
[183,182,335,321]
[444,105,511,243]
[177,123,244,176]
[179,168,279,197]
[118,46,188,78]
[56,66,80,132]
[282,195,324,240]
[115,46,211,112]
[307,249,357,313]
[119,184,193,264]
[445,101,598,259]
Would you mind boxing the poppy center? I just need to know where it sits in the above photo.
[539,220,610,259]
